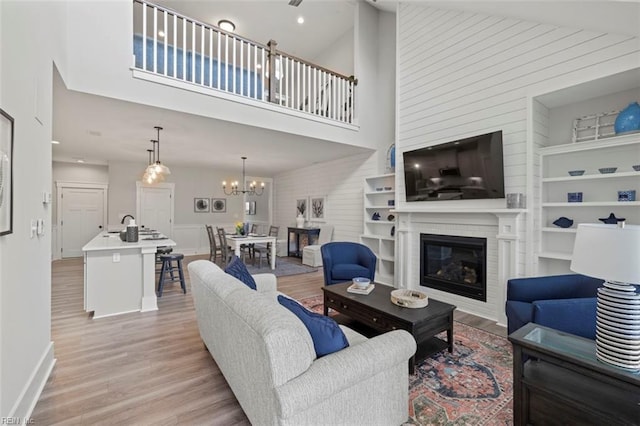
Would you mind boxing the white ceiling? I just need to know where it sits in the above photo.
[52,0,640,175]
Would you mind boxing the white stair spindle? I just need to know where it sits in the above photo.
[173,14,177,78]
[208,28,213,87]
[142,3,147,71]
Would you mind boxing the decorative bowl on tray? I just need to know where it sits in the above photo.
[598,167,617,174]
[568,170,585,176]
[352,277,371,289]
[390,289,429,308]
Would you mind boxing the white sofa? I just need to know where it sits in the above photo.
[188,260,416,426]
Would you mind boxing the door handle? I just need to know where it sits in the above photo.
[98,225,103,229]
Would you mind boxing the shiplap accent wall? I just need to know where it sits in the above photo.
[396,3,639,320]
[273,152,377,244]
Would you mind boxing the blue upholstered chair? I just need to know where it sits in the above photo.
[320,242,377,285]
[506,274,603,339]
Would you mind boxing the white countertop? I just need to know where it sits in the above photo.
[82,231,176,252]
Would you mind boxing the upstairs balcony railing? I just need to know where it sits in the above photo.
[133,0,357,124]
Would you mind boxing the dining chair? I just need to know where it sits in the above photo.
[206,225,222,263]
[216,227,233,266]
[253,225,279,267]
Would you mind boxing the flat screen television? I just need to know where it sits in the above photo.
[403,131,505,202]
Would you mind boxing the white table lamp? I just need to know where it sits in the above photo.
[570,222,640,371]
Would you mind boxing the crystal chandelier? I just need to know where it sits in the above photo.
[223,157,264,196]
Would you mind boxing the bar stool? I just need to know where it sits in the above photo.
[156,246,173,273]
[157,253,186,297]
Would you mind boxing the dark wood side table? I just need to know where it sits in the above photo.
[322,282,455,374]
[508,323,640,426]
[287,227,320,258]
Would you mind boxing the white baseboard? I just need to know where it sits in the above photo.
[9,342,56,419]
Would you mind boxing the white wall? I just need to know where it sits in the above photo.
[0,0,66,417]
[395,3,640,319]
[312,28,354,77]
[274,152,377,245]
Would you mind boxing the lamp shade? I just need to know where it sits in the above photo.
[570,223,640,284]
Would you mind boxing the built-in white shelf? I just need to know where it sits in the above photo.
[542,201,640,207]
[362,173,396,286]
[538,251,573,261]
[542,171,639,183]
[541,227,577,233]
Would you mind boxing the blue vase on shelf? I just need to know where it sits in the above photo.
[614,102,640,135]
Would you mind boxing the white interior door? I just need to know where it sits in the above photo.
[138,185,173,237]
[61,187,105,258]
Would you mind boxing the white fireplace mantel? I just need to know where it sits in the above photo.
[395,208,526,326]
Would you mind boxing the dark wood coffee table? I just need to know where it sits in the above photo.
[322,282,456,373]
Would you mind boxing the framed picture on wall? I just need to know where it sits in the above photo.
[211,198,226,213]
[296,197,308,219]
[310,196,326,221]
[194,197,210,213]
[245,201,256,215]
[0,108,14,236]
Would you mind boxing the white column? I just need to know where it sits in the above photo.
[140,246,159,312]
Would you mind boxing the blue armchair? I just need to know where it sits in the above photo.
[320,242,377,285]
[506,274,603,339]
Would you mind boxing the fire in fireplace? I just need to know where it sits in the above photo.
[420,233,487,301]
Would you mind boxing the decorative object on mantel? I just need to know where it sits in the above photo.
[390,225,395,237]
[633,165,640,171]
[223,157,264,196]
[390,289,429,308]
[371,212,380,221]
[552,217,574,228]
[568,170,585,176]
[572,109,618,143]
[598,167,617,174]
[386,143,396,173]
[567,192,583,203]
[614,102,640,135]
[599,213,625,224]
[617,190,636,202]
[387,214,395,221]
[570,222,640,371]
[506,193,526,209]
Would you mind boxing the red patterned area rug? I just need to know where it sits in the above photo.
[298,295,513,426]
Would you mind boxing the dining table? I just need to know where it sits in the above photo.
[226,234,277,270]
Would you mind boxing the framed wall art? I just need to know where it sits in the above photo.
[296,197,308,219]
[310,196,326,221]
[211,198,226,213]
[0,108,14,236]
[245,201,256,215]
[194,197,210,213]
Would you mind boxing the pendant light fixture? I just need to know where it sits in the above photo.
[151,126,170,176]
[222,157,264,196]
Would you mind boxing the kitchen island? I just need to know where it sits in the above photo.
[82,231,176,318]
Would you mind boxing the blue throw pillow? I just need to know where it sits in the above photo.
[278,295,349,357]
[224,255,257,290]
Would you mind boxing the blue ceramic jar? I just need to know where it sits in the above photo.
[614,102,640,134]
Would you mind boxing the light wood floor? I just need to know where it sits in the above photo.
[32,255,505,425]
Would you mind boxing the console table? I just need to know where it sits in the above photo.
[287,227,320,258]
[509,323,640,425]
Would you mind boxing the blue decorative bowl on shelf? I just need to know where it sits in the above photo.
[614,102,640,134]
[598,167,617,174]
[552,217,574,228]
[618,190,636,202]
[567,192,583,202]
[568,170,585,176]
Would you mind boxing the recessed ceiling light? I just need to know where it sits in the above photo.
[218,19,235,32]
[51,140,60,144]
[76,159,85,163]
[158,30,165,38]
[297,16,304,24]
